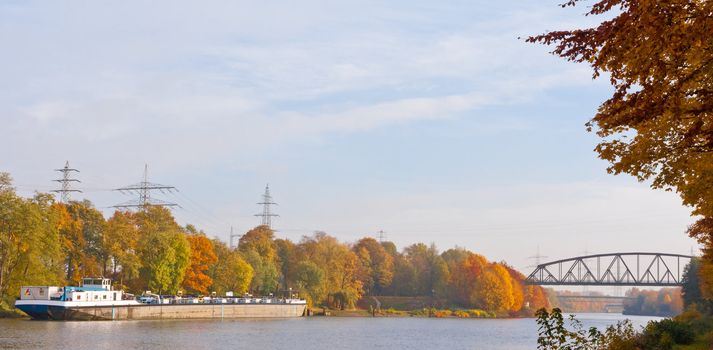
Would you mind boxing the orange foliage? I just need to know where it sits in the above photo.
[182,234,217,295]
[624,288,683,317]
[524,285,549,310]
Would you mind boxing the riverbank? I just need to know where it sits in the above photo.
[325,295,503,318]
[311,306,500,319]
[0,304,27,319]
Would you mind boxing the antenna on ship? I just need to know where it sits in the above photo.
[254,184,278,228]
[52,161,82,203]
[113,164,178,211]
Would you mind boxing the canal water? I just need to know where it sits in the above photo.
[0,313,661,350]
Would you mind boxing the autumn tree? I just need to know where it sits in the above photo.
[473,264,513,312]
[56,204,85,285]
[525,285,550,311]
[624,288,684,317]
[181,227,217,295]
[104,211,141,291]
[353,237,394,295]
[65,201,107,277]
[297,232,363,309]
[504,265,526,313]
[209,239,253,295]
[0,174,64,305]
[442,248,486,305]
[381,241,397,256]
[529,1,713,296]
[239,225,280,294]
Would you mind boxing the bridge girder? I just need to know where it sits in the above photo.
[525,252,693,287]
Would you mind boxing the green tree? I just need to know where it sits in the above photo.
[239,225,280,294]
[209,239,253,295]
[293,260,326,306]
[136,207,190,294]
[275,238,297,289]
[681,258,711,313]
[387,253,417,296]
[403,243,449,297]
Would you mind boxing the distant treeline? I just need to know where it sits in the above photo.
[548,291,617,313]
[623,288,684,317]
[0,173,548,315]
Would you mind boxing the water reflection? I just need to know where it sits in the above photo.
[0,313,662,350]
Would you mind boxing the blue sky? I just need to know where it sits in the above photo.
[0,0,697,272]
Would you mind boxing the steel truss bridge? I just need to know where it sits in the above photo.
[525,252,694,286]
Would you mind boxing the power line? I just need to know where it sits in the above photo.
[51,161,82,203]
[254,184,278,228]
[171,191,234,227]
[113,164,178,211]
[527,245,548,267]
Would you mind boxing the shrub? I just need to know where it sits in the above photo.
[466,309,495,318]
[408,308,430,317]
[453,310,469,318]
[432,309,452,318]
[640,319,694,347]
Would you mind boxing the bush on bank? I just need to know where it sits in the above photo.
[405,307,496,318]
[536,306,713,350]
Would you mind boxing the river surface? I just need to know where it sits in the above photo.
[0,313,661,350]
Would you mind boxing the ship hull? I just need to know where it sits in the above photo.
[16,302,307,321]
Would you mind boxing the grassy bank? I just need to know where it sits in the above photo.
[311,297,500,319]
[0,302,27,319]
[313,307,497,318]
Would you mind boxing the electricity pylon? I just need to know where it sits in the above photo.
[254,184,278,228]
[52,161,82,203]
[113,164,178,210]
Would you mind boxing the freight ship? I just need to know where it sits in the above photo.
[15,278,306,320]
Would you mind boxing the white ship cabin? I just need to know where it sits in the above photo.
[64,278,124,302]
[19,278,124,302]
[19,286,64,300]
[81,278,112,290]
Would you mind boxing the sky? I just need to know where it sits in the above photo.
[0,0,699,273]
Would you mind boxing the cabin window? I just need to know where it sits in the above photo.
[77,295,81,300]
[113,293,116,301]
[94,295,98,300]
[103,295,107,300]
